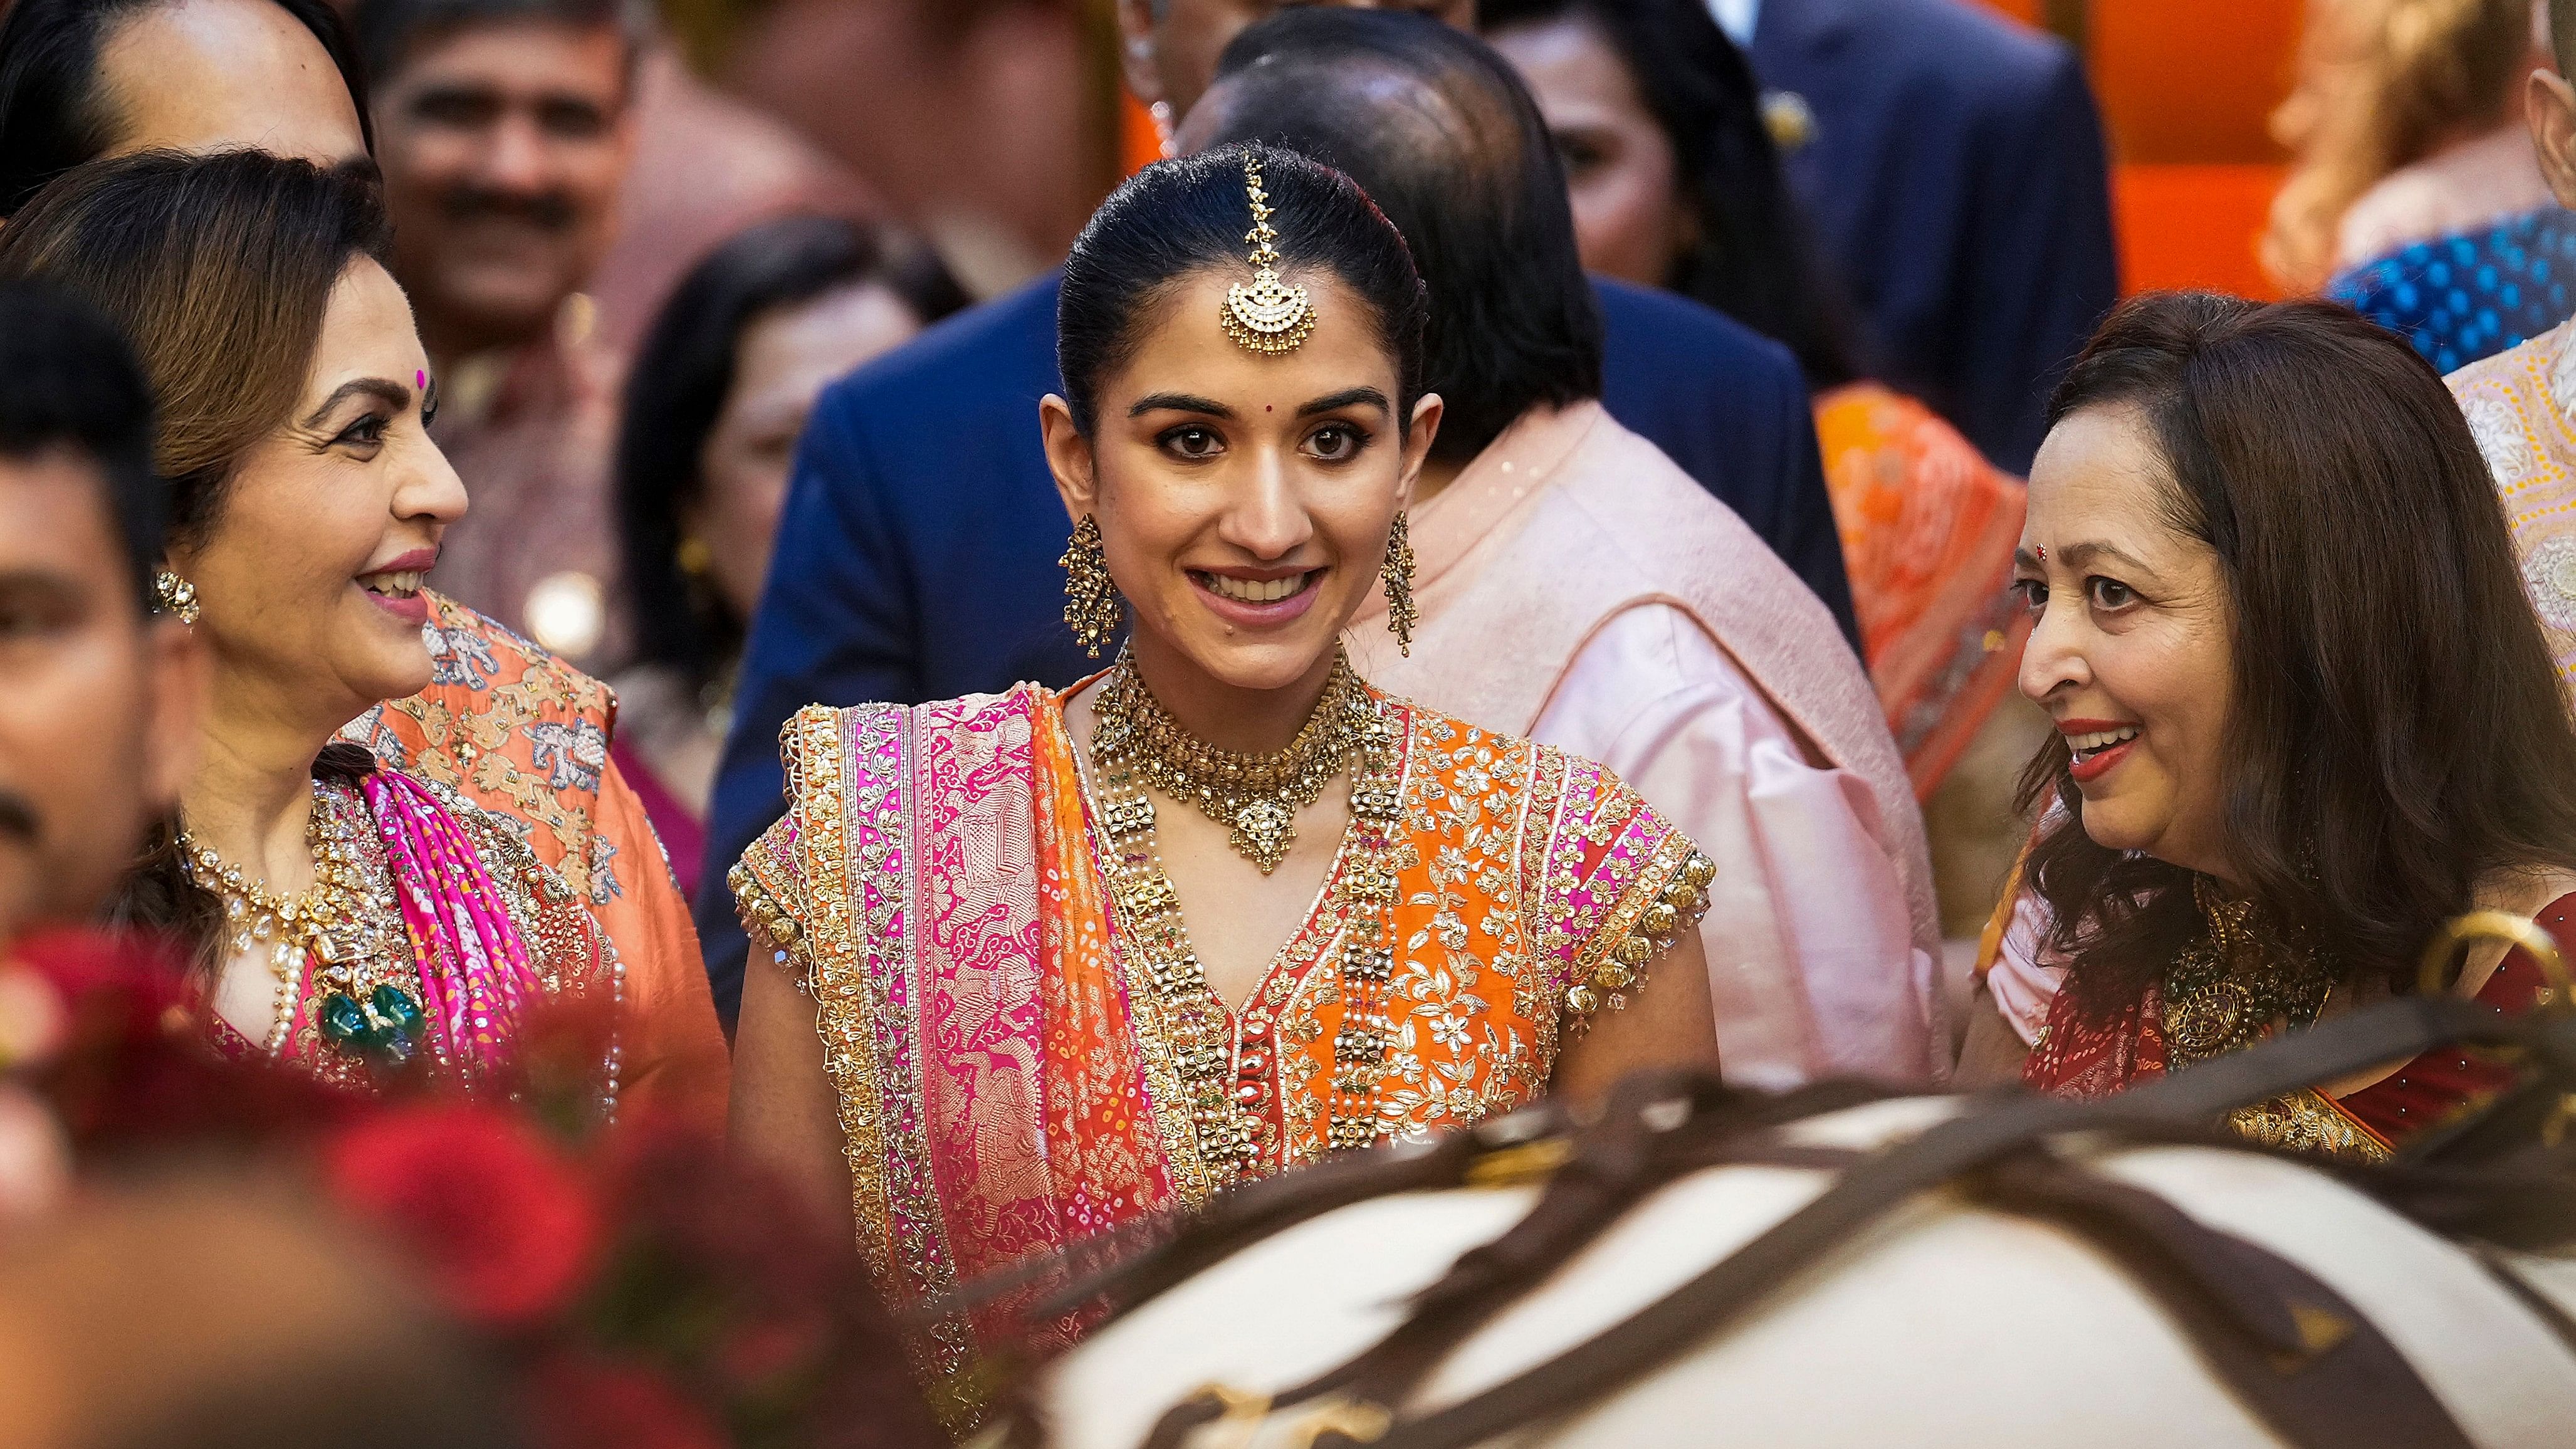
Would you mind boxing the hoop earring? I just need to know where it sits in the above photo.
[1149,100,1178,160]
[153,570,201,625]
[1060,515,1123,657]
[1381,511,1418,657]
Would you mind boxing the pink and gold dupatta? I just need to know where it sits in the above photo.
[736,688,1186,1423]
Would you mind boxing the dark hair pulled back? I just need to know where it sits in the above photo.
[2021,291,2576,1008]
[1207,7,1603,464]
[1056,142,1429,437]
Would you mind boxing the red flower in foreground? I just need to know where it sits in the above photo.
[529,1356,731,1449]
[323,1102,601,1328]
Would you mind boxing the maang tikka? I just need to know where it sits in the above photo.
[1221,154,1315,354]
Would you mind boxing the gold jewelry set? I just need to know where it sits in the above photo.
[2162,875,2336,1067]
[1089,646,1405,1178]
[180,783,421,1067]
[1062,152,1417,661]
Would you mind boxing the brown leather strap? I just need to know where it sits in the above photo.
[1050,995,2576,1449]
[1972,1148,2474,1449]
[1354,998,2567,1449]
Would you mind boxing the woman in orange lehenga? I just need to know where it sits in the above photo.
[728,145,1719,1429]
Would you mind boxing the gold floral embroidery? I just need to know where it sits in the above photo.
[2228,1090,2394,1164]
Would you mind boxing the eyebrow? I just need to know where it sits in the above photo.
[1126,388,1393,421]
[1129,391,1235,420]
[299,378,411,430]
[1297,387,1391,418]
[2014,540,2159,574]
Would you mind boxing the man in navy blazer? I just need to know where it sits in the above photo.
[1742,0,2118,473]
[695,6,1856,1022]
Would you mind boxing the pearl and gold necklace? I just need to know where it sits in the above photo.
[179,783,417,1064]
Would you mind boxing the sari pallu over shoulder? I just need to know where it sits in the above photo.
[732,686,1712,1429]
[732,688,1168,1424]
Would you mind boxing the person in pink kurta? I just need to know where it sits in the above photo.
[1348,402,1944,1087]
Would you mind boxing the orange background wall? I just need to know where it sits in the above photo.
[1124,1,2313,299]
[1981,0,2306,299]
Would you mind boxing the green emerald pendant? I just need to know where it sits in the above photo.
[318,983,426,1067]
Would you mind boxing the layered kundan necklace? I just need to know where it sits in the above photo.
[181,782,422,1067]
[1089,647,1405,1184]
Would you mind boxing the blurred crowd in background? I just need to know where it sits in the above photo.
[6,0,2576,1443]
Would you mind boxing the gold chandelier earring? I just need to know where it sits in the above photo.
[1381,511,1418,656]
[1061,514,1123,657]
[153,569,201,625]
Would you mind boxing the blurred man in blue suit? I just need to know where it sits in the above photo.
[1739,0,2118,472]
[696,0,1858,1022]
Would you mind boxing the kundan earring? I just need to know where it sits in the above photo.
[1381,511,1418,657]
[1061,514,1122,657]
[1149,100,1179,160]
[153,570,201,625]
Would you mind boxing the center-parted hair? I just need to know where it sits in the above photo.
[2022,291,2576,1007]
[1206,6,1603,464]
[1056,141,1429,438]
[0,149,390,549]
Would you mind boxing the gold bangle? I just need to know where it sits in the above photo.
[2417,908,2572,1010]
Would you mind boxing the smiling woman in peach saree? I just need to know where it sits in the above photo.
[726,144,1721,1430]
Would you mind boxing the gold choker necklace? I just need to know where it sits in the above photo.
[1091,648,1374,873]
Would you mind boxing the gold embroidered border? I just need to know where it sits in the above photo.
[1061,695,1214,1208]
[1560,824,1707,1027]
[1505,741,1563,1077]
[2229,1089,2395,1164]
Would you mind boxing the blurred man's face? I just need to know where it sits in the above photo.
[372,22,636,358]
[1114,0,1478,115]
[95,0,367,170]
[0,454,201,945]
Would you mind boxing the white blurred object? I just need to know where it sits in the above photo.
[1040,1097,2576,1448]
[524,571,606,661]
[0,1088,69,1225]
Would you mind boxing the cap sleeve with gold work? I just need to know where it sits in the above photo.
[728,703,864,997]
[1519,743,1715,1034]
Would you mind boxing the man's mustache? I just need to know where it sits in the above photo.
[436,187,579,232]
[0,788,37,845]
